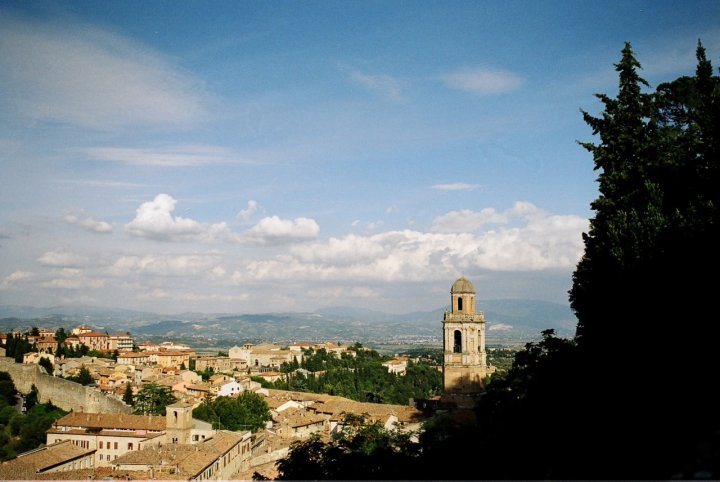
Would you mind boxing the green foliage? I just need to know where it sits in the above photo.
[38,356,53,375]
[271,347,441,405]
[276,415,422,480]
[0,375,17,405]
[273,41,720,479]
[568,41,720,477]
[192,391,270,432]
[123,383,134,406]
[133,383,176,416]
[54,327,68,343]
[25,385,38,412]
[4,333,35,362]
[67,367,94,386]
[0,372,67,461]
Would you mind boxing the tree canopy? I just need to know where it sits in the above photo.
[272,41,720,480]
[193,391,270,432]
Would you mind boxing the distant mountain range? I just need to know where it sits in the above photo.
[0,300,577,348]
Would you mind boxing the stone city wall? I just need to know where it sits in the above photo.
[0,357,131,414]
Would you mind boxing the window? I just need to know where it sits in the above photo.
[99,441,103,449]
[99,454,103,461]
[114,442,118,450]
[453,330,462,353]
[128,443,133,450]
[457,297,463,311]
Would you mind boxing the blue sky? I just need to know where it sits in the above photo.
[1,1,718,314]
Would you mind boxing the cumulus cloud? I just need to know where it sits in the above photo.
[349,71,405,102]
[243,216,320,245]
[237,200,259,222]
[37,250,90,268]
[125,194,234,242]
[431,208,509,233]
[0,271,34,289]
[432,182,480,191]
[38,269,105,290]
[441,67,524,95]
[64,213,113,233]
[108,254,224,277]
[431,201,547,233]
[82,145,250,167]
[0,15,212,129]
[235,204,587,283]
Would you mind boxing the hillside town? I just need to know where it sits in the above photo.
[0,323,429,479]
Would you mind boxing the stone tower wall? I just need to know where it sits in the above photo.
[0,357,131,414]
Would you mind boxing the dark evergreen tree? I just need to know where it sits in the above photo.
[133,383,176,416]
[38,356,53,375]
[123,383,134,406]
[69,367,94,386]
[54,327,68,343]
[569,41,720,477]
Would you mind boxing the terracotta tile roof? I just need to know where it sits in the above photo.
[113,431,246,478]
[53,412,166,431]
[275,408,326,428]
[312,400,424,423]
[266,388,345,404]
[0,441,95,480]
[47,428,165,439]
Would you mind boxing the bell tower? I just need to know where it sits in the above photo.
[442,277,487,402]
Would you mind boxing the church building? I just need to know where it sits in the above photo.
[442,277,487,404]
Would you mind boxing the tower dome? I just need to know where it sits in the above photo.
[451,276,475,294]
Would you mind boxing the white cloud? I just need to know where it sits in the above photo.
[108,254,223,277]
[349,71,405,102]
[82,145,252,167]
[431,208,509,233]
[0,15,213,129]
[64,213,113,233]
[236,204,587,283]
[431,201,547,234]
[237,200,259,222]
[37,268,105,290]
[441,67,524,95]
[37,250,90,268]
[0,271,34,289]
[432,182,480,191]
[243,216,320,245]
[125,194,234,242]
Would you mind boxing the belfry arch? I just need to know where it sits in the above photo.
[442,277,487,403]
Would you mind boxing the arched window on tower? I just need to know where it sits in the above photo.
[453,330,462,353]
[457,297,463,311]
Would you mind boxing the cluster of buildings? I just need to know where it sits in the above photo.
[0,385,424,480]
[0,277,490,479]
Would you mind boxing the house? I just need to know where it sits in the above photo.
[22,351,54,367]
[107,333,133,352]
[382,357,408,375]
[273,408,327,439]
[76,332,109,351]
[35,336,58,353]
[46,412,166,467]
[117,351,152,366]
[0,440,95,480]
[72,325,93,336]
[216,380,243,397]
[152,350,193,369]
[111,430,252,480]
[310,399,424,434]
[46,403,216,468]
